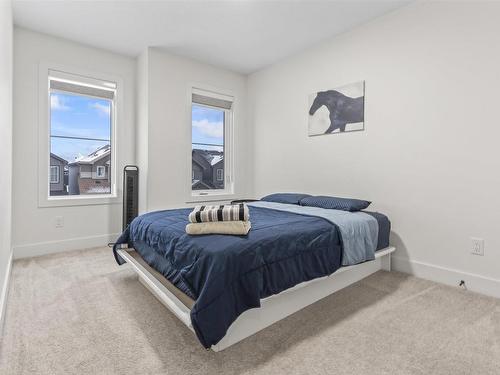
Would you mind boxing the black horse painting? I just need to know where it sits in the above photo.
[309,87,364,134]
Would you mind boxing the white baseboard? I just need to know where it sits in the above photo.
[392,255,500,299]
[13,233,120,259]
[0,250,13,336]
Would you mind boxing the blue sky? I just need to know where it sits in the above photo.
[192,104,224,151]
[50,92,111,162]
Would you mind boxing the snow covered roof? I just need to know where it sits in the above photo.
[210,155,223,166]
[192,149,224,168]
[70,144,110,165]
[192,179,211,189]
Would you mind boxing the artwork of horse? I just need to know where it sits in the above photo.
[308,82,364,135]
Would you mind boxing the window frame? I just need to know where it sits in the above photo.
[38,62,123,208]
[50,165,60,184]
[188,85,235,202]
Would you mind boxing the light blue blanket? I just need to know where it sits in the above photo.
[248,201,378,266]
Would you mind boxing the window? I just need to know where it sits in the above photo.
[50,166,59,184]
[216,168,223,181]
[48,70,115,197]
[191,88,233,196]
[96,166,106,178]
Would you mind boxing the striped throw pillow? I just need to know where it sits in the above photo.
[189,204,249,223]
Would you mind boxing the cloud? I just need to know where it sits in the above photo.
[192,119,223,139]
[90,102,111,117]
[50,95,70,111]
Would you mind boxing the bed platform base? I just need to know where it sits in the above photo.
[117,246,396,352]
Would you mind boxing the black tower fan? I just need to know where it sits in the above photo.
[122,165,139,231]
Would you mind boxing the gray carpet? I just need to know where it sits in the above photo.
[1,247,500,375]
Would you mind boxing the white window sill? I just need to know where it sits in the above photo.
[186,192,237,204]
[39,194,121,208]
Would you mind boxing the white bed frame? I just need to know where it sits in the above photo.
[117,246,396,352]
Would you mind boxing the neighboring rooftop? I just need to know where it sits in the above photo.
[193,149,224,167]
[209,154,223,166]
[70,144,110,165]
[191,179,211,190]
[50,152,68,164]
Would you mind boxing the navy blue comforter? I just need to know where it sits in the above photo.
[113,206,342,348]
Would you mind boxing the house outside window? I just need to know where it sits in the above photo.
[48,70,116,197]
[49,153,68,196]
[191,88,233,196]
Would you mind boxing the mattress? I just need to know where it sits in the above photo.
[364,211,391,251]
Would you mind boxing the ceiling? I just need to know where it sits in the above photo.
[13,1,410,74]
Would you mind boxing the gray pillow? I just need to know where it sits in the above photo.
[300,196,371,212]
[261,193,312,205]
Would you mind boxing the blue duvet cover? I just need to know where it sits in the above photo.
[113,203,389,348]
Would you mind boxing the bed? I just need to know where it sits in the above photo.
[113,200,395,351]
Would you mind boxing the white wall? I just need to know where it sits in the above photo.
[12,28,136,258]
[138,48,251,212]
[248,2,500,295]
[0,0,13,326]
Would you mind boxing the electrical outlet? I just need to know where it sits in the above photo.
[470,237,484,256]
[55,216,64,228]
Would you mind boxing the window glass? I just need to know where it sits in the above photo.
[191,104,225,191]
[49,87,112,196]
